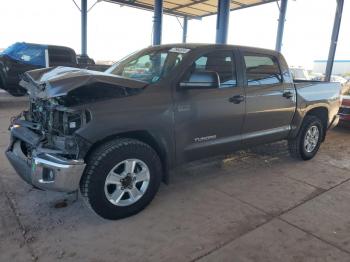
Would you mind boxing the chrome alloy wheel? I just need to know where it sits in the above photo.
[104,159,150,206]
[304,125,320,153]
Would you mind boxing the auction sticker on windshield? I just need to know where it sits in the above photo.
[169,47,190,54]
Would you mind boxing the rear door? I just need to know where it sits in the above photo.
[240,50,296,145]
[174,48,245,163]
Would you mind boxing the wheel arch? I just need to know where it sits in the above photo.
[304,106,328,141]
[83,130,170,184]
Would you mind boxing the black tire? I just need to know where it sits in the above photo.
[7,88,27,97]
[288,115,324,160]
[80,138,162,220]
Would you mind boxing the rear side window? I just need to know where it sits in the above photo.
[48,48,76,66]
[191,50,237,88]
[244,54,282,86]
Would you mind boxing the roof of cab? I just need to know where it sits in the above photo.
[149,43,281,55]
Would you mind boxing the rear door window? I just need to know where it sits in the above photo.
[48,47,76,66]
[244,54,282,86]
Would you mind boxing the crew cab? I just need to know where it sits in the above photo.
[0,42,109,96]
[5,44,341,220]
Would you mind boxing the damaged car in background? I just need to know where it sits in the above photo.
[6,44,342,220]
[0,42,109,96]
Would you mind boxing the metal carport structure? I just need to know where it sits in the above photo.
[79,0,344,81]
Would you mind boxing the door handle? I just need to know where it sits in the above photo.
[283,91,293,99]
[229,95,244,104]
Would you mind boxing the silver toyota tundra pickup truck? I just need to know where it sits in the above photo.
[6,44,341,219]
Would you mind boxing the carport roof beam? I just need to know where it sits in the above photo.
[103,0,279,19]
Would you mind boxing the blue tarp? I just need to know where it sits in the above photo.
[2,42,47,67]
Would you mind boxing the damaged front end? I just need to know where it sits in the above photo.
[6,67,146,192]
[6,97,88,192]
[5,68,90,192]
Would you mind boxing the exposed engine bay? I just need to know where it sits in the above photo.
[9,66,145,161]
[10,97,89,160]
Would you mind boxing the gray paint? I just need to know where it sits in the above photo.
[21,66,147,98]
[14,44,342,172]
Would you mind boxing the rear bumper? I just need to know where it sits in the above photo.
[6,126,86,192]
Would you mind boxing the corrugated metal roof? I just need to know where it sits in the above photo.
[104,0,278,19]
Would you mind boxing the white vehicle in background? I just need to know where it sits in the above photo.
[290,67,312,80]
[331,75,347,84]
[291,67,348,88]
[310,73,324,81]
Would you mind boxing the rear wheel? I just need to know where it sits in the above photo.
[288,115,324,160]
[80,138,162,220]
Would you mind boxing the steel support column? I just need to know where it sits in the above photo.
[325,0,344,82]
[153,0,163,46]
[215,0,230,44]
[182,16,188,43]
[81,0,88,56]
[275,0,288,52]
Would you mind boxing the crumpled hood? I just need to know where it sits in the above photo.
[20,66,148,98]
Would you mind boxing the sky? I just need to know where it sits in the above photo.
[0,0,349,69]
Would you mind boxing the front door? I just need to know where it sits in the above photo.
[174,49,245,164]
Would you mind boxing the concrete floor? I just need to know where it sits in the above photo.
[1,93,350,262]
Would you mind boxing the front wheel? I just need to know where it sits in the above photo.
[80,138,162,220]
[7,87,27,97]
[288,115,324,160]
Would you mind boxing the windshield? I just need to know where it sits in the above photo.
[2,42,47,66]
[106,47,190,83]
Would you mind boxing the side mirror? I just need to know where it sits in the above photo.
[179,71,220,89]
